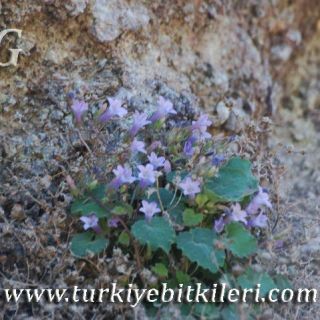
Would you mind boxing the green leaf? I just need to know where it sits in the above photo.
[70,232,108,257]
[273,274,292,290]
[89,184,107,201]
[118,231,130,246]
[180,304,193,317]
[195,193,210,208]
[271,274,292,301]
[131,217,175,253]
[224,222,257,257]
[237,268,276,297]
[148,188,175,209]
[182,209,204,226]
[205,157,258,202]
[111,203,133,216]
[193,303,220,319]
[176,271,191,285]
[152,263,168,277]
[220,272,237,288]
[70,199,108,218]
[168,202,185,225]
[221,305,241,320]
[176,228,225,273]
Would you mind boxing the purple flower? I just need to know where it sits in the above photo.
[183,136,196,157]
[80,214,101,233]
[108,217,120,228]
[164,160,172,173]
[249,212,268,228]
[149,140,162,151]
[275,240,284,249]
[150,96,177,122]
[138,164,158,187]
[67,91,76,100]
[140,200,161,221]
[71,100,88,123]
[129,112,151,137]
[131,139,147,154]
[212,154,225,166]
[228,135,237,142]
[214,216,225,233]
[148,152,165,169]
[229,203,247,225]
[192,114,212,130]
[246,187,272,215]
[110,164,136,189]
[191,114,212,141]
[179,177,201,198]
[99,97,127,122]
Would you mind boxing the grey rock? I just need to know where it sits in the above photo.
[271,44,293,61]
[91,0,150,42]
[216,101,230,124]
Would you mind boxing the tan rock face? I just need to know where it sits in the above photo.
[92,0,150,42]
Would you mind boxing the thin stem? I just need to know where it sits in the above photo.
[169,192,183,211]
[76,128,94,157]
[130,186,138,206]
[117,217,142,270]
[156,178,165,212]
[169,185,178,207]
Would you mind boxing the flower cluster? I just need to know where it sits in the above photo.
[70,92,278,320]
[214,187,272,233]
[71,94,271,239]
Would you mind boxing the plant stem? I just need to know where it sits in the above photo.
[117,217,142,270]
[156,178,165,212]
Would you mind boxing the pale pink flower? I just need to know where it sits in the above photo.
[183,136,196,157]
[192,114,212,130]
[150,96,176,122]
[191,114,212,141]
[246,187,272,215]
[130,112,151,137]
[80,214,101,233]
[249,213,268,228]
[149,140,162,151]
[108,217,120,228]
[71,100,88,123]
[179,177,201,198]
[148,152,165,169]
[99,97,127,122]
[229,203,247,225]
[164,160,172,173]
[138,164,157,187]
[110,164,136,189]
[131,139,147,154]
[214,216,225,233]
[140,200,161,221]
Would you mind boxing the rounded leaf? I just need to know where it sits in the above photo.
[131,217,175,253]
[70,232,108,257]
[176,228,225,273]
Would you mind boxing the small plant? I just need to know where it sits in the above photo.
[68,95,288,318]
